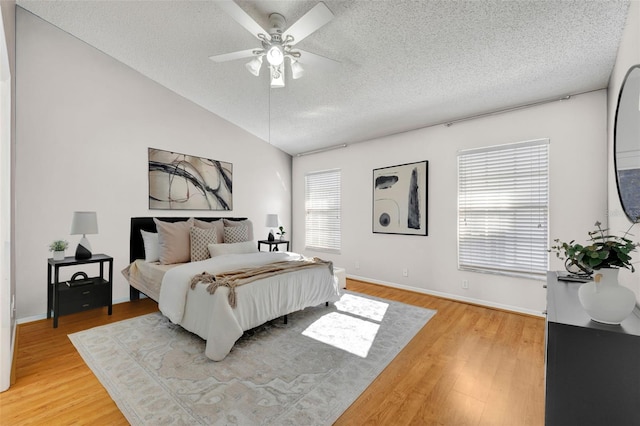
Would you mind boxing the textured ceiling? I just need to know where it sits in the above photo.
[16,0,630,155]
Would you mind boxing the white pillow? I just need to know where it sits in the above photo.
[208,241,258,257]
[140,230,160,262]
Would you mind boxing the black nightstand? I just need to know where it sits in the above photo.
[258,240,290,252]
[47,253,113,328]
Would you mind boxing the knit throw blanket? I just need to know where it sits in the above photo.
[189,257,333,308]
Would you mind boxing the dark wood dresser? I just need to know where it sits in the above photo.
[545,271,640,425]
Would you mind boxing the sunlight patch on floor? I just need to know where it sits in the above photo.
[302,312,380,358]
[302,293,389,357]
[335,293,389,322]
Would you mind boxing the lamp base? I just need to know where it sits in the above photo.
[75,236,92,260]
[268,231,275,242]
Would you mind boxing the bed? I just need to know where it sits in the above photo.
[123,217,341,360]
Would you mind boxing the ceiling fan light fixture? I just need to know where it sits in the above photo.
[213,1,336,88]
[291,60,304,79]
[245,55,263,76]
[266,45,284,66]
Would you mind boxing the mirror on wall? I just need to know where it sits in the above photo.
[614,65,640,222]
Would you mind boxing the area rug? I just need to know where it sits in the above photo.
[69,291,436,425]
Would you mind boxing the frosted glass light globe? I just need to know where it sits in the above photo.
[266,46,284,66]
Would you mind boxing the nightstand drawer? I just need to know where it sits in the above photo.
[58,279,110,316]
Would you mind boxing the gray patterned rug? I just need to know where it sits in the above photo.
[69,291,436,425]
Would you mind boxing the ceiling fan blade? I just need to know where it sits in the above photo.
[217,0,270,41]
[296,49,340,70]
[209,49,258,63]
[283,2,334,45]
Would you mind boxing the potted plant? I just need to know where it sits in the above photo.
[276,226,286,241]
[49,240,69,261]
[550,221,637,275]
[550,221,638,324]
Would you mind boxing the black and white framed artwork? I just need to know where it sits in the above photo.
[373,161,428,235]
[148,148,233,210]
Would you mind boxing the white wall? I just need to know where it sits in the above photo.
[608,0,640,298]
[15,8,292,320]
[293,90,608,315]
[0,0,15,394]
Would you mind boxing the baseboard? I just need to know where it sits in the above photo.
[347,274,545,318]
[15,313,44,325]
[16,297,145,324]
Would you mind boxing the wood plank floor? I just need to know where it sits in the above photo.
[0,279,545,425]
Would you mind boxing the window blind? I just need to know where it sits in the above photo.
[458,139,549,279]
[305,169,341,253]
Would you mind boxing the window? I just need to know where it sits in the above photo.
[458,139,549,279]
[305,169,341,253]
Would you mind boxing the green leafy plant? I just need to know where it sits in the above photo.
[550,221,638,273]
[277,226,286,237]
[48,240,69,252]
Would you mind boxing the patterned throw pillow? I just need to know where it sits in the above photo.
[223,219,254,240]
[193,219,224,243]
[224,224,249,243]
[190,227,217,262]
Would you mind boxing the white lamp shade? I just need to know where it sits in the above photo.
[245,56,263,76]
[70,211,98,235]
[291,60,304,79]
[266,214,279,228]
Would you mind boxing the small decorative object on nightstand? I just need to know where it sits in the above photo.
[258,239,290,252]
[48,240,69,261]
[47,253,113,328]
[277,226,286,241]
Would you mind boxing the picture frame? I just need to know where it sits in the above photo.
[373,160,428,235]
[148,147,233,210]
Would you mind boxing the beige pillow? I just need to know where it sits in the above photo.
[190,226,217,262]
[194,218,224,243]
[154,218,194,264]
[223,219,253,241]
[208,241,258,257]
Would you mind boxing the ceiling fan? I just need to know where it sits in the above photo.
[210,1,338,88]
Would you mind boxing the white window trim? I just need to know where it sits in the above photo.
[305,169,341,254]
[457,138,549,280]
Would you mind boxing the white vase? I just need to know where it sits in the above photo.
[578,268,636,325]
[53,250,65,261]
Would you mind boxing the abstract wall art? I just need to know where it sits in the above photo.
[148,148,233,210]
[373,161,428,235]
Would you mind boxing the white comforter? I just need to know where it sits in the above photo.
[159,252,341,361]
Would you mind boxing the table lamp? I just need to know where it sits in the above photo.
[71,211,98,260]
[266,214,278,241]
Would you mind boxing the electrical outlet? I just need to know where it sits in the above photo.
[402,268,408,277]
[462,280,469,289]
[355,261,360,270]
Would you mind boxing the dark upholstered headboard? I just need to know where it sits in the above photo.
[129,217,248,263]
